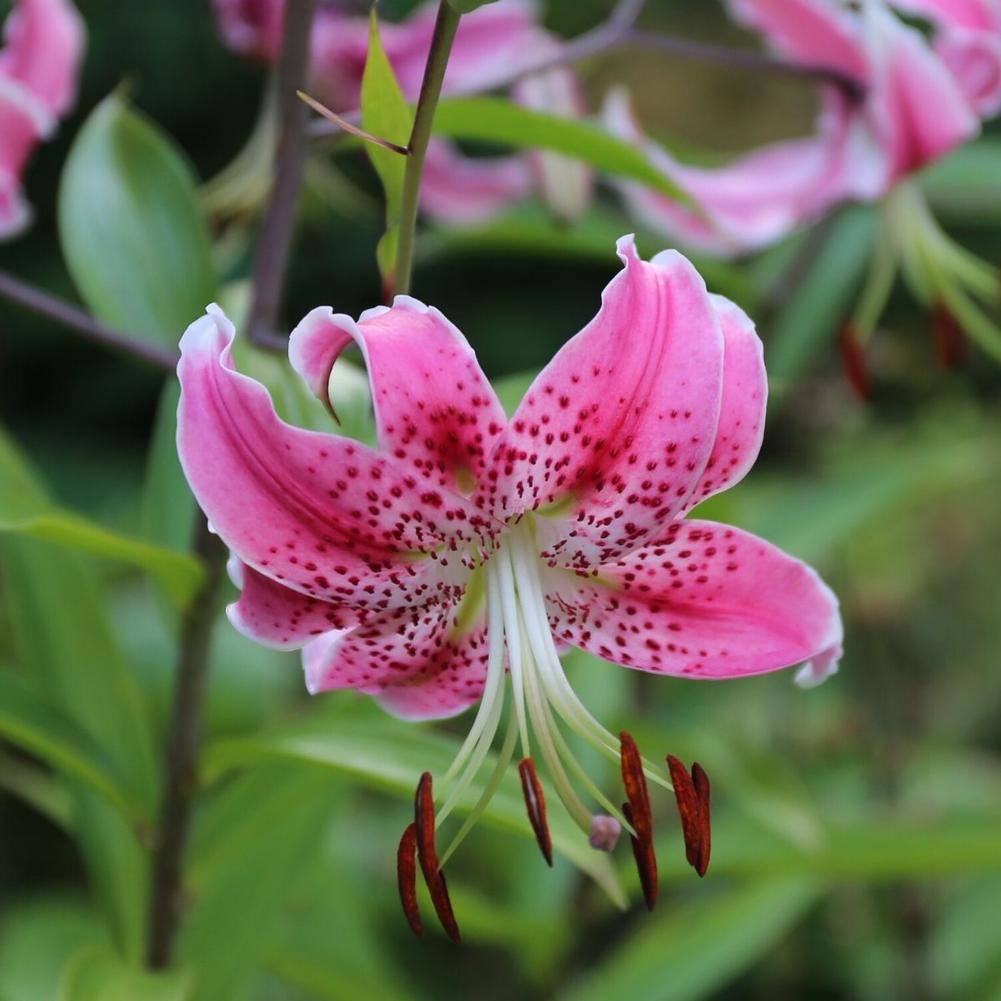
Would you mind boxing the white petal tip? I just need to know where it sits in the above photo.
[794,646,842,689]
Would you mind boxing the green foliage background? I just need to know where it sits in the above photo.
[1,1,1000,998]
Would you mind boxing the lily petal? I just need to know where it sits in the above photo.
[547,520,842,681]
[227,561,357,650]
[688,294,767,507]
[289,298,509,514]
[303,597,488,720]
[505,236,724,567]
[178,306,477,611]
[419,140,533,226]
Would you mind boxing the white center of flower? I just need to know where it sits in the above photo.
[432,520,658,863]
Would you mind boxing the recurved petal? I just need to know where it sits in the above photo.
[302,590,488,720]
[0,0,85,117]
[178,306,477,612]
[504,236,724,568]
[687,295,766,507]
[290,298,509,518]
[227,561,358,650]
[547,520,842,681]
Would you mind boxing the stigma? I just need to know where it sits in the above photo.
[395,521,713,941]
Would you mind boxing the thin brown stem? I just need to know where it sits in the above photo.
[247,0,318,349]
[146,519,227,969]
[0,269,177,372]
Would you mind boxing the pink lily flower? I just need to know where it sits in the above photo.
[891,0,1001,116]
[177,237,841,935]
[213,0,591,224]
[605,0,982,256]
[0,0,84,238]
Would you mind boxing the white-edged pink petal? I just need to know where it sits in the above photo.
[177,305,478,612]
[227,561,358,650]
[212,0,284,61]
[547,520,842,681]
[502,236,724,568]
[289,297,509,515]
[302,598,488,720]
[688,294,766,506]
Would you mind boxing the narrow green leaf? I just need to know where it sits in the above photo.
[448,0,498,12]
[58,944,190,1001]
[563,878,822,1001]
[202,718,626,908]
[433,97,694,205]
[58,91,216,345]
[0,427,202,607]
[361,9,413,287]
[0,672,136,820]
[763,205,876,390]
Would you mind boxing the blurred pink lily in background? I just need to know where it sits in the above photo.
[212,0,590,225]
[0,0,84,238]
[176,236,842,937]
[607,0,1001,367]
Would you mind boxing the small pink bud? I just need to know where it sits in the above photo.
[588,813,622,852]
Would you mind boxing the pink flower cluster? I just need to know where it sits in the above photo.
[0,0,84,239]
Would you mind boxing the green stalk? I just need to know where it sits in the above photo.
[393,1,461,296]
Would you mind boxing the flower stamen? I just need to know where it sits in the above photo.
[396,823,423,938]
[620,731,658,910]
[518,757,553,866]
[667,755,712,877]
[414,772,461,942]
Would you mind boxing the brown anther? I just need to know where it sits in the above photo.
[838,324,871,400]
[667,755,712,877]
[622,802,659,911]
[619,732,652,841]
[413,771,462,943]
[397,823,423,938]
[518,757,553,866]
[931,302,967,369]
[620,732,658,910]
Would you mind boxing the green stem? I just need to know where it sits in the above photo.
[393,1,461,296]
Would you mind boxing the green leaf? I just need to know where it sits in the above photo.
[923,139,1001,225]
[179,767,339,1001]
[0,895,108,1001]
[447,0,498,12]
[58,91,216,345]
[761,205,876,391]
[361,10,413,288]
[0,427,202,607]
[58,945,190,1001]
[202,717,626,908]
[433,97,694,204]
[562,878,822,1001]
[0,672,136,821]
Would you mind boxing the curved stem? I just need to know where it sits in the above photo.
[393,0,461,296]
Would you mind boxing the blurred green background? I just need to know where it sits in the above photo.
[2,1,1001,998]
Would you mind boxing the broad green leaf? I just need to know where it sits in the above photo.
[433,97,694,205]
[361,10,412,287]
[563,878,822,1001]
[58,91,216,345]
[0,895,108,1001]
[58,945,190,1001]
[0,672,135,820]
[0,750,74,830]
[202,717,626,908]
[763,205,876,391]
[179,767,338,1001]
